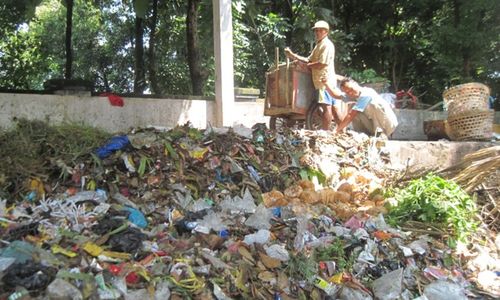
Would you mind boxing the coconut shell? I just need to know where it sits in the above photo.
[371,194,385,206]
[328,201,357,220]
[299,190,320,204]
[337,182,353,195]
[318,188,336,204]
[284,185,303,198]
[262,190,287,207]
[335,191,351,203]
[297,179,315,191]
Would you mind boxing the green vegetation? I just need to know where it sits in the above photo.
[0,0,498,102]
[285,252,317,282]
[387,174,479,242]
[314,238,354,272]
[347,69,389,85]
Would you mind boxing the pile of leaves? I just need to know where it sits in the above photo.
[0,119,111,200]
[387,173,479,243]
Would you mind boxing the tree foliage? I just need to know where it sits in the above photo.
[0,0,498,103]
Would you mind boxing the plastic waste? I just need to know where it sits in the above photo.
[199,211,226,232]
[92,217,125,235]
[307,235,335,249]
[423,280,467,300]
[245,204,272,230]
[154,279,171,300]
[125,271,139,285]
[243,229,271,245]
[47,278,83,300]
[338,286,373,300]
[0,257,16,273]
[213,281,232,300]
[189,198,213,212]
[423,266,448,280]
[124,289,150,300]
[108,227,146,253]
[372,268,404,300]
[232,124,253,139]
[399,245,414,257]
[175,190,195,209]
[247,165,262,183]
[123,206,148,228]
[95,135,130,159]
[220,192,256,214]
[192,265,211,275]
[128,131,157,148]
[112,192,137,208]
[408,237,429,255]
[7,287,30,300]
[218,229,229,238]
[201,250,231,270]
[175,219,199,234]
[272,207,282,218]
[313,276,339,296]
[353,228,369,240]
[3,222,39,241]
[365,213,390,231]
[358,239,377,263]
[3,261,57,292]
[344,215,364,230]
[121,153,136,172]
[331,225,352,238]
[66,190,107,204]
[264,244,290,261]
[293,216,317,251]
[0,240,37,264]
[95,273,121,299]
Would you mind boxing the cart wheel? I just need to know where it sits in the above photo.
[306,102,340,130]
[306,103,324,130]
[269,117,305,130]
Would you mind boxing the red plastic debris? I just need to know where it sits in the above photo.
[100,92,125,107]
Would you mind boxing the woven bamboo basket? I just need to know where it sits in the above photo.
[447,110,494,141]
[443,83,490,117]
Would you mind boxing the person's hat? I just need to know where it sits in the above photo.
[312,20,330,31]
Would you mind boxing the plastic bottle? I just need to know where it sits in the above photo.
[7,287,29,300]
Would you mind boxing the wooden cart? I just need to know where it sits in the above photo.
[264,59,347,130]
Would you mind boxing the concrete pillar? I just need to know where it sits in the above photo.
[212,0,234,127]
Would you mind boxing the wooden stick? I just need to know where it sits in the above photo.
[275,47,279,71]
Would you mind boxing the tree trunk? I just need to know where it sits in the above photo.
[451,0,472,77]
[462,52,471,78]
[284,0,295,46]
[134,15,146,94]
[65,0,74,79]
[148,0,159,94]
[186,0,205,95]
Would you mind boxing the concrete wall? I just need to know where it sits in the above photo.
[0,92,497,140]
[384,140,497,171]
[392,109,500,140]
[0,92,269,132]
[392,109,447,140]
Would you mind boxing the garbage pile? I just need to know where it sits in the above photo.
[0,120,497,299]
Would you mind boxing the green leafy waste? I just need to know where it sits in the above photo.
[387,174,478,242]
[314,238,355,272]
[285,252,317,283]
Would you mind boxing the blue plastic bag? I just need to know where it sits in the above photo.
[123,206,148,228]
[95,135,130,159]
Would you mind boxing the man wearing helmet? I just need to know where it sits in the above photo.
[285,20,343,130]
